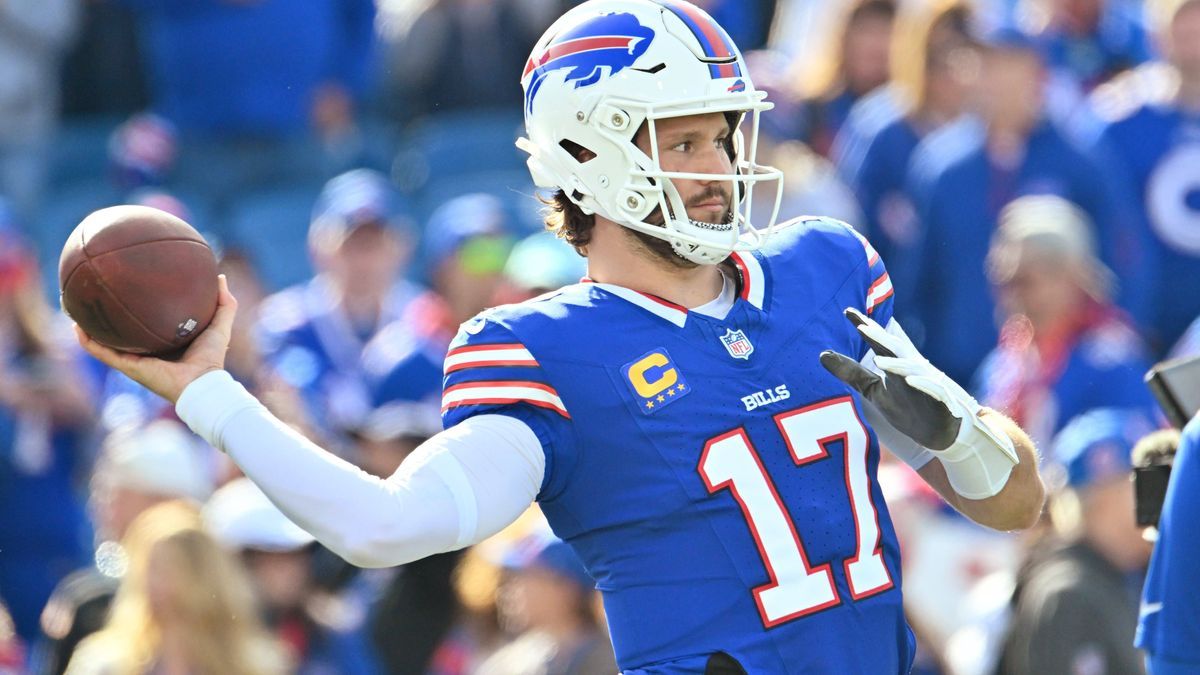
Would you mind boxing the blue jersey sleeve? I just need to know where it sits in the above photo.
[441,315,578,499]
[782,217,898,361]
[845,226,897,359]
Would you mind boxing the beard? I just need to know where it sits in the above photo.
[626,186,735,269]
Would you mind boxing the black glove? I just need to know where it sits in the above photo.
[819,307,965,451]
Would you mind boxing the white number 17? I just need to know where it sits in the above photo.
[698,396,893,627]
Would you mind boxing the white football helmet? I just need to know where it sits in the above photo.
[516,0,784,265]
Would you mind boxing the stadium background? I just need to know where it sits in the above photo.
[0,0,1191,672]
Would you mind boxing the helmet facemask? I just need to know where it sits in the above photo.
[516,0,785,265]
[548,93,783,266]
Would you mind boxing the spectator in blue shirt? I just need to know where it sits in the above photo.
[835,0,979,319]
[907,27,1153,384]
[1086,0,1200,353]
[1022,0,1151,114]
[256,170,421,445]
[0,210,95,645]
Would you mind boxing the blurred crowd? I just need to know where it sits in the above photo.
[0,0,1198,673]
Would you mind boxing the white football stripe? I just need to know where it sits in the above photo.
[443,347,537,373]
[442,384,568,416]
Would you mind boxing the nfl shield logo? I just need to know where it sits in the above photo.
[719,328,754,360]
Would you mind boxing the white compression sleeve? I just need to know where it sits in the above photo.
[176,370,545,568]
[862,318,1017,498]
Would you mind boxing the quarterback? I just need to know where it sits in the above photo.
[78,1,1044,672]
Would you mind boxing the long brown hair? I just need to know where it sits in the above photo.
[542,190,595,256]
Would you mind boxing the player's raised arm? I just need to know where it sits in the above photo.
[821,308,1045,531]
[76,277,543,567]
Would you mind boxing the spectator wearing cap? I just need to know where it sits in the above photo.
[996,408,1154,675]
[975,195,1158,450]
[107,113,177,195]
[256,169,422,446]
[339,194,515,673]
[420,193,515,326]
[205,478,381,675]
[905,28,1154,385]
[1085,0,1200,353]
[0,206,96,646]
[476,531,616,675]
[1138,410,1200,673]
[32,420,214,675]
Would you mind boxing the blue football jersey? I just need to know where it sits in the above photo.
[256,276,424,437]
[442,218,915,673]
[1091,77,1200,351]
[906,116,1155,385]
[1136,416,1200,667]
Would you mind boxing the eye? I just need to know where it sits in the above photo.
[670,141,691,152]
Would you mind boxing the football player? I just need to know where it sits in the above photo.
[76,1,1044,672]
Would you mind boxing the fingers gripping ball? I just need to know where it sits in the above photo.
[59,205,219,356]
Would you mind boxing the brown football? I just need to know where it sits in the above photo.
[59,205,219,357]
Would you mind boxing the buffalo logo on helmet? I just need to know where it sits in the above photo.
[523,12,656,113]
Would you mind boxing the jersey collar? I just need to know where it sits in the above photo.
[581,252,766,328]
[584,280,689,327]
[728,251,766,310]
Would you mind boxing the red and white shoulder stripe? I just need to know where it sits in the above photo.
[444,343,539,373]
[442,380,570,418]
[866,272,893,314]
[846,227,891,314]
[847,227,881,267]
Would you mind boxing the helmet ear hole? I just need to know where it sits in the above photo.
[559,139,596,164]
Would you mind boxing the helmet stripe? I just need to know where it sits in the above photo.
[655,0,742,79]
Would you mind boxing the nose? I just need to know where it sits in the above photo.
[697,141,732,180]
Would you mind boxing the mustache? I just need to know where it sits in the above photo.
[687,186,731,209]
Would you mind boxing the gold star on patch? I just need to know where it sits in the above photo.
[645,400,655,409]
[676,384,686,392]
[667,389,676,397]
